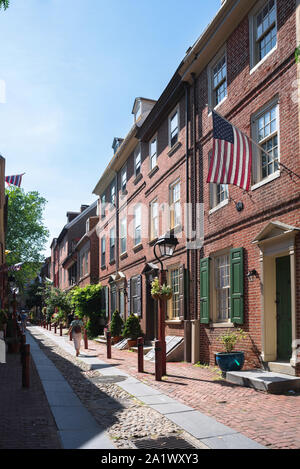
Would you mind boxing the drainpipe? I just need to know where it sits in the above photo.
[192,73,198,323]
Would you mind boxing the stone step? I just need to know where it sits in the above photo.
[226,369,300,395]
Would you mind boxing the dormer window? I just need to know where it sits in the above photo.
[112,137,124,155]
[135,100,141,121]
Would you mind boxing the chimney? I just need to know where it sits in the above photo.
[80,205,89,213]
[66,212,80,223]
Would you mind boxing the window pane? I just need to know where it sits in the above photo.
[215,255,231,321]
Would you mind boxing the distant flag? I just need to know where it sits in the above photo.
[5,173,25,187]
[8,262,23,272]
[207,111,252,192]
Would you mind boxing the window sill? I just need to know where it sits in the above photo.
[120,251,128,260]
[210,322,234,329]
[148,165,159,178]
[109,259,116,266]
[149,237,158,247]
[167,141,182,158]
[133,243,143,253]
[165,319,183,325]
[133,173,143,185]
[101,265,106,271]
[208,96,228,116]
[209,198,229,215]
[250,45,277,75]
[251,170,280,191]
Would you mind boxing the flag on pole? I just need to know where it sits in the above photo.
[8,262,23,272]
[207,111,252,192]
[5,174,24,187]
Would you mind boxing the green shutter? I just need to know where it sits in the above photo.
[230,248,244,325]
[200,257,210,324]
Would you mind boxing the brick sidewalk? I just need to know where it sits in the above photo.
[80,336,300,450]
[0,351,61,449]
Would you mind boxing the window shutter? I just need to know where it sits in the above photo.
[127,279,131,315]
[179,265,186,320]
[137,275,142,317]
[200,257,210,324]
[230,248,244,325]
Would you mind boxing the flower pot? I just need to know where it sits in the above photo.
[216,351,245,372]
[152,294,160,300]
[112,336,122,345]
[127,339,137,348]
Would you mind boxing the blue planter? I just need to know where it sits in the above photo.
[216,351,245,372]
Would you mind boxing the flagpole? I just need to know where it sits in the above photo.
[208,105,300,181]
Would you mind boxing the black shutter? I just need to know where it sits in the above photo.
[179,265,186,320]
[127,278,131,315]
[137,275,142,317]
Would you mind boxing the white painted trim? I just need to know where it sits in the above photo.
[209,197,229,215]
[168,104,180,148]
[207,44,228,111]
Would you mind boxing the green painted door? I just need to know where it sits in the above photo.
[276,256,292,361]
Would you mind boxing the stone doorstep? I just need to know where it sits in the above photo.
[226,369,300,394]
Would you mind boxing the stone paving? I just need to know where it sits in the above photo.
[75,333,300,450]
[29,328,205,450]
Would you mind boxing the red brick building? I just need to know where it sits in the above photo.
[177,0,300,375]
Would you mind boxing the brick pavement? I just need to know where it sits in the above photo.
[0,350,61,449]
[79,336,300,450]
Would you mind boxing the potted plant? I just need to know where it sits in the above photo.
[109,310,124,344]
[216,328,247,373]
[122,313,143,348]
[151,277,172,300]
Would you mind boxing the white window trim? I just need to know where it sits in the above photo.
[249,0,277,73]
[120,217,127,254]
[210,250,233,325]
[149,197,159,241]
[134,144,142,177]
[207,45,228,113]
[169,178,181,230]
[167,264,181,321]
[209,196,229,215]
[251,96,280,189]
[120,164,127,192]
[149,134,158,171]
[168,105,180,148]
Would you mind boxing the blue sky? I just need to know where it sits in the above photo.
[0,0,221,257]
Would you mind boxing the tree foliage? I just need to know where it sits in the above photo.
[39,283,73,323]
[122,314,143,340]
[110,310,123,338]
[6,187,49,290]
[0,0,9,10]
[71,284,105,338]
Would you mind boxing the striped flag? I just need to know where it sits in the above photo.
[207,111,252,192]
[5,174,24,187]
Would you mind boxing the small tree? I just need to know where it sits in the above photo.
[122,313,143,340]
[110,310,123,338]
[0,1,9,10]
[71,284,105,338]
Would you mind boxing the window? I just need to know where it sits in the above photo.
[170,180,181,229]
[121,165,127,193]
[111,183,116,207]
[150,199,158,240]
[101,236,106,268]
[215,254,231,322]
[252,101,279,185]
[86,219,90,233]
[168,268,180,319]
[120,217,127,254]
[101,194,106,219]
[212,54,227,107]
[210,183,229,210]
[111,284,117,314]
[169,108,179,147]
[131,276,141,316]
[134,145,141,177]
[110,227,115,262]
[84,251,89,275]
[134,204,142,246]
[250,0,277,69]
[149,137,157,170]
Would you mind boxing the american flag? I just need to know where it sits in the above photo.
[5,174,24,187]
[207,111,252,192]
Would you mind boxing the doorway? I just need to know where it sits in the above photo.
[276,256,292,361]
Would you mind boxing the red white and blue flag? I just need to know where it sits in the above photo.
[207,111,252,192]
[5,174,24,187]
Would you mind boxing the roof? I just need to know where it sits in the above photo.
[56,200,98,244]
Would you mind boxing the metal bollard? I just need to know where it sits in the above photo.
[20,334,26,364]
[69,328,72,341]
[155,340,162,381]
[137,337,144,373]
[49,323,52,331]
[84,328,88,350]
[60,324,62,337]
[22,344,30,388]
[107,331,111,359]
[54,324,57,334]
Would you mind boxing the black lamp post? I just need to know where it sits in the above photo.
[153,231,178,379]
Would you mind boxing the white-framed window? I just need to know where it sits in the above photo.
[149,136,157,171]
[249,0,277,70]
[214,254,231,322]
[120,217,127,254]
[101,194,106,219]
[167,267,180,319]
[252,99,279,186]
[111,182,116,207]
[149,198,158,241]
[121,165,127,193]
[101,236,106,268]
[134,204,142,246]
[134,145,141,177]
[86,219,90,233]
[210,52,227,108]
[169,179,181,229]
[110,227,115,262]
[169,107,179,147]
[210,183,229,210]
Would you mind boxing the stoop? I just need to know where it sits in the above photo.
[226,369,300,394]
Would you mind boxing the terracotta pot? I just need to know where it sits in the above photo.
[127,339,137,348]
[112,336,122,345]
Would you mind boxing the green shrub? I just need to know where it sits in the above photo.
[122,313,143,340]
[110,310,123,337]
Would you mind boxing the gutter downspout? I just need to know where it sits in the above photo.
[192,73,198,324]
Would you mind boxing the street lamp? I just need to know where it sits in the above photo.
[153,231,178,380]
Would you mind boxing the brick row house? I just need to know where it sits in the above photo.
[50,202,98,292]
[92,0,300,375]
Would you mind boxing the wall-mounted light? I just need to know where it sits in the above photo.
[247,269,258,282]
